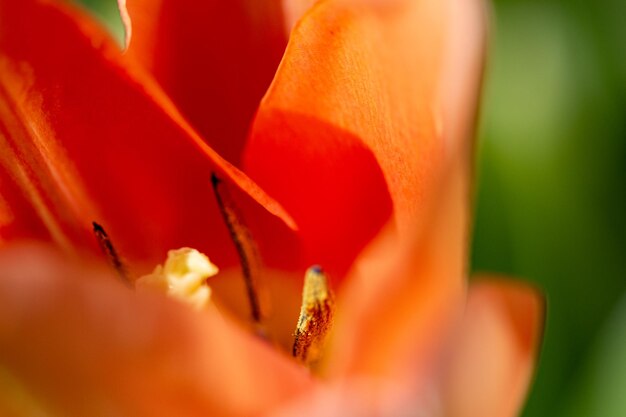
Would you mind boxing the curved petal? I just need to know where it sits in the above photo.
[441,278,545,417]
[0,0,297,272]
[253,0,486,382]
[327,155,469,382]
[281,0,317,30]
[243,0,485,276]
[123,0,289,165]
[0,243,311,417]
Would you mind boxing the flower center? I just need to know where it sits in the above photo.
[91,173,335,369]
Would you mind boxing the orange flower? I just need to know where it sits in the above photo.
[0,0,544,416]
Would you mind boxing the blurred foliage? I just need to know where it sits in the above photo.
[473,0,626,416]
[74,0,124,46]
[76,0,626,415]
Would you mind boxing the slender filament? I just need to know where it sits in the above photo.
[211,173,262,323]
[92,221,131,287]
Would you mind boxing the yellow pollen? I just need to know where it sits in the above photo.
[136,248,218,310]
[293,266,335,367]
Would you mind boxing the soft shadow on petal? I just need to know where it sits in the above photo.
[245,110,392,276]
[0,0,297,272]
[0,243,311,417]
[441,278,545,417]
[123,0,289,165]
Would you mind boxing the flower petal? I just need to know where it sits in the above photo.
[0,243,311,416]
[0,0,297,271]
[441,278,545,417]
[123,0,289,165]
[0,162,50,245]
[327,155,469,381]
[244,0,486,384]
[440,0,487,152]
[243,0,484,276]
[281,0,317,30]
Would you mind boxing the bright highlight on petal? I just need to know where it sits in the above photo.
[136,248,219,310]
[117,0,132,50]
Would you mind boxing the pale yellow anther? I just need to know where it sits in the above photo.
[136,248,218,310]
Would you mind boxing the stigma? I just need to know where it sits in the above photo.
[135,248,219,310]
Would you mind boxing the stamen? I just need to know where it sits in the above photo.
[293,265,335,367]
[92,221,131,287]
[211,173,262,323]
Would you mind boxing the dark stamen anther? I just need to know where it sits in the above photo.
[293,265,335,367]
[92,221,132,288]
[211,173,262,323]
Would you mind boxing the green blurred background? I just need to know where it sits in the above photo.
[472,0,625,416]
[78,0,625,415]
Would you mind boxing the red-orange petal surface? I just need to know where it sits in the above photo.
[244,0,479,276]
[0,243,311,417]
[123,0,289,166]
[0,0,297,273]
[327,155,469,381]
[243,0,486,386]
